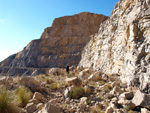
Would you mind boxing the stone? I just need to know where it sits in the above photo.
[118,98,135,109]
[110,86,123,95]
[26,103,36,113]
[65,77,82,86]
[79,103,87,112]
[28,99,39,105]
[132,90,150,109]
[141,108,150,113]
[105,106,114,113]
[63,87,72,98]
[88,72,101,81]
[48,68,62,75]
[80,97,87,104]
[111,82,120,87]
[78,69,92,80]
[84,85,94,94]
[33,92,43,101]
[20,76,42,92]
[119,92,134,100]
[37,103,44,110]
[38,101,62,113]
[114,109,125,113]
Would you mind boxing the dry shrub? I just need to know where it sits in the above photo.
[68,87,86,99]
[16,86,31,107]
[0,87,20,113]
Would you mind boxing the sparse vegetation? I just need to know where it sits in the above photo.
[46,78,54,84]
[16,86,31,107]
[50,82,59,90]
[68,87,86,99]
[0,87,20,113]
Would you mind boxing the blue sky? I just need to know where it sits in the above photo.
[0,0,118,62]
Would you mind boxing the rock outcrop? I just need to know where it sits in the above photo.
[0,12,108,75]
[79,0,150,87]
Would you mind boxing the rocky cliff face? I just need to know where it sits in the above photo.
[0,12,108,75]
[79,0,150,88]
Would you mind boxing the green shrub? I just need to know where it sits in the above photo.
[68,87,86,99]
[46,78,54,84]
[0,87,20,113]
[16,86,31,107]
[50,82,58,90]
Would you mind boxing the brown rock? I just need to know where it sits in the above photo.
[0,12,108,76]
[26,103,36,113]
[20,76,42,92]
[65,77,82,86]
[105,106,114,113]
[119,92,134,100]
[33,92,43,101]
[38,101,62,113]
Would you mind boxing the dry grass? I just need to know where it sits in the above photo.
[16,86,31,107]
[68,87,86,99]
[0,87,20,113]
[49,82,59,90]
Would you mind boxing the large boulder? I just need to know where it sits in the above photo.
[132,90,150,109]
[20,76,42,92]
[38,101,62,113]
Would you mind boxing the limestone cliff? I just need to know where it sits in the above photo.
[79,0,150,88]
[0,12,108,75]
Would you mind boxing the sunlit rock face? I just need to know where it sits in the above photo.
[0,12,108,75]
[79,0,150,87]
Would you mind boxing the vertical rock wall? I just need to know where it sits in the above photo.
[79,0,150,87]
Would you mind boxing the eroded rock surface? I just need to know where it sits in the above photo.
[0,12,108,75]
[79,0,150,87]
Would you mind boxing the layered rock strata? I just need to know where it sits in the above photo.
[0,12,108,75]
[79,0,150,88]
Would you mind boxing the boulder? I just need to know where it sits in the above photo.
[78,69,92,80]
[26,103,36,113]
[110,86,123,95]
[33,92,43,101]
[141,108,150,113]
[105,106,114,113]
[88,72,101,81]
[37,103,44,110]
[28,99,39,105]
[48,68,62,75]
[80,97,87,104]
[119,92,134,100]
[20,76,41,92]
[118,98,135,109]
[84,85,94,94]
[38,101,62,113]
[132,90,150,109]
[63,87,72,98]
[65,77,82,86]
